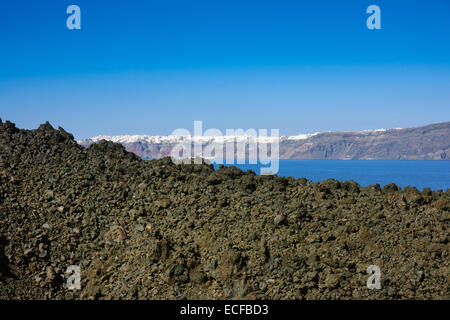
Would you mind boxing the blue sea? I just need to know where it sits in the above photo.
[213,160,450,191]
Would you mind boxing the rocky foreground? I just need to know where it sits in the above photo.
[0,120,448,299]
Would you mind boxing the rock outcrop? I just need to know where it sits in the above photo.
[0,119,448,299]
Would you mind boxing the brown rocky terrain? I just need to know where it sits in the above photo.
[0,119,448,300]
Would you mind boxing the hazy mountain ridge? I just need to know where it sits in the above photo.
[78,122,450,160]
[281,122,450,160]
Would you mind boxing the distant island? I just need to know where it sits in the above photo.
[79,121,450,161]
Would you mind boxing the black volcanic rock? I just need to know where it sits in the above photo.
[0,120,449,300]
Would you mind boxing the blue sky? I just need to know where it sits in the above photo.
[0,0,449,139]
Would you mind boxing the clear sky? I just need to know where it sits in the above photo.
[0,0,449,139]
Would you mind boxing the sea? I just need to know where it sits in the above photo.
[212,160,450,191]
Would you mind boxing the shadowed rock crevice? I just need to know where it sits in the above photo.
[0,236,17,280]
